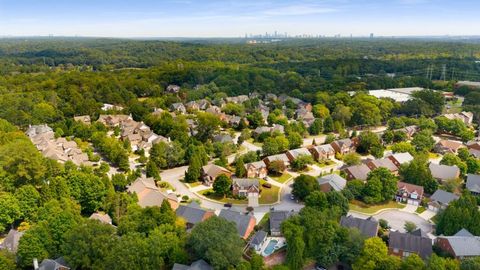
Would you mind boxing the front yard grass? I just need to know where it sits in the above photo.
[416,206,426,214]
[187,181,203,188]
[315,160,336,168]
[349,200,406,214]
[428,152,440,159]
[270,172,293,184]
[198,179,280,205]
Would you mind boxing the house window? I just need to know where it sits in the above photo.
[411,194,418,199]
[393,248,399,253]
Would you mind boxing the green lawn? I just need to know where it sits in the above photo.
[270,172,293,184]
[428,152,440,159]
[349,200,406,214]
[198,179,280,205]
[315,160,336,168]
[416,206,426,214]
[158,181,175,191]
[187,181,203,188]
[259,180,280,204]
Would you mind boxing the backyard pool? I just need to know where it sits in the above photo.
[263,239,278,256]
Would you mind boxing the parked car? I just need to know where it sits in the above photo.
[262,183,272,188]
[224,203,232,208]
[290,194,295,200]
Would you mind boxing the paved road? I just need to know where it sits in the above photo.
[349,209,433,234]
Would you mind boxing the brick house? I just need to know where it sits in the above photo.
[244,161,268,178]
[309,144,335,161]
[396,181,424,206]
[232,178,260,197]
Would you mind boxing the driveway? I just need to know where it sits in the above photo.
[419,209,437,221]
[351,209,433,233]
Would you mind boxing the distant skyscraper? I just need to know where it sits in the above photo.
[370,33,374,38]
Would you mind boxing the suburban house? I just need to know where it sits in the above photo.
[213,134,234,144]
[387,152,414,168]
[170,103,187,114]
[434,140,465,154]
[317,174,347,192]
[0,229,24,253]
[394,125,418,138]
[366,158,399,174]
[127,177,179,210]
[172,259,213,270]
[232,178,260,197]
[467,140,480,151]
[250,230,268,252]
[466,174,480,195]
[253,124,285,137]
[309,144,335,161]
[263,153,290,168]
[429,163,461,182]
[331,138,358,154]
[201,164,232,186]
[389,231,433,259]
[343,164,371,181]
[428,190,459,212]
[89,212,113,225]
[27,125,91,166]
[340,216,379,238]
[176,202,215,229]
[166,84,181,93]
[226,95,249,104]
[286,147,312,162]
[97,114,132,127]
[444,111,474,126]
[396,181,424,206]
[101,103,124,111]
[436,229,480,259]
[219,209,256,239]
[73,115,91,125]
[244,161,268,178]
[34,258,70,270]
[270,210,295,236]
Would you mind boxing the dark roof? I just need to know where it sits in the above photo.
[270,210,294,233]
[344,164,371,181]
[389,231,433,259]
[429,163,460,180]
[430,190,459,205]
[219,209,255,237]
[176,202,214,225]
[340,216,378,237]
[172,259,213,270]
[250,230,267,246]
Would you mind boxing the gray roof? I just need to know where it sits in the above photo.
[429,163,460,180]
[0,229,24,252]
[344,164,371,181]
[245,161,267,169]
[38,258,70,270]
[440,229,480,257]
[389,152,414,164]
[264,153,290,163]
[340,216,378,237]
[317,174,347,191]
[213,134,233,143]
[172,259,213,270]
[430,190,459,205]
[313,144,335,153]
[233,178,260,189]
[466,174,480,193]
[176,202,214,225]
[287,148,312,159]
[270,210,294,233]
[455,228,474,237]
[219,209,255,237]
[250,230,267,246]
[389,231,433,259]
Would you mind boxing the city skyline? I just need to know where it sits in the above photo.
[0,0,478,38]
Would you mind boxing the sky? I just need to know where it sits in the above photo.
[0,0,478,38]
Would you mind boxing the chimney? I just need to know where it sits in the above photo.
[33,258,39,270]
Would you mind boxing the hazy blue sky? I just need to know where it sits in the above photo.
[0,0,478,37]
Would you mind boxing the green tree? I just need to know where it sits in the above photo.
[357,131,384,156]
[14,185,41,222]
[391,142,416,155]
[440,153,467,175]
[267,160,286,175]
[309,119,323,135]
[196,112,221,142]
[188,216,243,270]
[146,160,161,180]
[291,155,314,171]
[343,152,361,166]
[292,174,319,201]
[184,154,202,183]
[0,250,15,270]
[0,193,21,232]
[323,116,334,133]
[404,221,418,233]
[365,168,398,204]
[436,193,480,236]
[305,191,328,210]
[213,174,232,197]
[287,132,303,150]
[401,254,426,270]
[352,237,401,270]
[412,130,435,152]
[235,158,247,178]
[426,254,459,270]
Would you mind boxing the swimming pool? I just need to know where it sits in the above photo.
[263,239,278,256]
